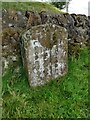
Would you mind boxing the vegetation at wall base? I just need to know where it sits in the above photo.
[2,47,88,118]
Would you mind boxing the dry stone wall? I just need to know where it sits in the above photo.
[21,24,68,86]
[2,9,89,84]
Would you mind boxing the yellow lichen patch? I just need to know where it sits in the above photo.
[32,32,37,40]
[38,25,59,49]
[8,9,18,21]
[42,38,51,48]
[52,32,58,45]
[2,28,20,40]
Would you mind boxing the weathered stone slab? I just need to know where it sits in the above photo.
[21,24,68,86]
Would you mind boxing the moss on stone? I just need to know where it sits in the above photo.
[52,32,58,45]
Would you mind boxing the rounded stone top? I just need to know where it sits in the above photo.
[22,24,68,49]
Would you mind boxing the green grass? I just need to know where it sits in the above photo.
[2,2,63,13]
[2,47,89,118]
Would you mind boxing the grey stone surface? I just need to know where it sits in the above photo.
[21,24,68,86]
